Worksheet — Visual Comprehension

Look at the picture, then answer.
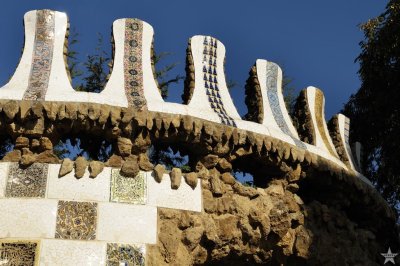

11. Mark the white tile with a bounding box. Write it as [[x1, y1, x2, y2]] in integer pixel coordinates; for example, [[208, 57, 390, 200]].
[[0, 162, 9, 198], [39, 239, 106, 266], [0, 11, 37, 100], [97, 203, 157, 244], [0, 198, 57, 238], [46, 164, 111, 202], [147, 173, 202, 212]]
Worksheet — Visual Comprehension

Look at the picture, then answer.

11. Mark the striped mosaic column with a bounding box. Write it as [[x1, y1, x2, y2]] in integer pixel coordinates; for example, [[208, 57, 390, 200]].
[[184, 35, 241, 127]]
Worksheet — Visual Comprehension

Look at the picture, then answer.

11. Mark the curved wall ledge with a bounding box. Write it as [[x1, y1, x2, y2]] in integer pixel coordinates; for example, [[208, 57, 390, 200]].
[[0, 9, 367, 187]]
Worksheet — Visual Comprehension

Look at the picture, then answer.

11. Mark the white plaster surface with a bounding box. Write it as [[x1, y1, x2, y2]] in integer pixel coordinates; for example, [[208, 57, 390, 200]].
[[214, 38, 241, 120], [97, 203, 157, 244], [255, 59, 300, 139], [46, 164, 111, 202], [142, 21, 165, 110], [235, 120, 271, 136], [162, 102, 188, 116], [355, 172, 373, 187], [337, 114, 357, 171], [187, 35, 241, 124], [0, 198, 57, 238], [0, 162, 9, 198], [46, 11, 91, 103], [306, 87, 338, 157], [39, 239, 106, 266], [147, 173, 202, 212], [96, 18, 128, 107], [0, 11, 37, 100]]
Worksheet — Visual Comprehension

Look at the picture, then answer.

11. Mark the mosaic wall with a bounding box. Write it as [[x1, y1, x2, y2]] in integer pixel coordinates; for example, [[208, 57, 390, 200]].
[[111, 169, 147, 204], [0, 240, 39, 266], [55, 201, 97, 240], [344, 116, 350, 145], [265, 62, 306, 149], [314, 89, 337, 157], [6, 163, 48, 198], [106, 243, 145, 266], [203, 36, 236, 127], [23, 10, 55, 101], [124, 19, 146, 109]]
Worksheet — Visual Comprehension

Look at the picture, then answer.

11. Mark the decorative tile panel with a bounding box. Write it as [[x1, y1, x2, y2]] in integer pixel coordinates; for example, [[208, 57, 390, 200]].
[[0, 240, 39, 266], [124, 19, 146, 109], [110, 169, 146, 204], [314, 89, 337, 157], [106, 243, 145, 266], [265, 62, 306, 149], [23, 9, 55, 100], [55, 200, 97, 240], [203, 36, 236, 127], [6, 163, 48, 198]]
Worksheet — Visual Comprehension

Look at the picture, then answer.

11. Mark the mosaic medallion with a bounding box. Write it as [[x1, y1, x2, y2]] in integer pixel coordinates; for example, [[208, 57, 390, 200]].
[[314, 89, 337, 156], [106, 243, 145, 266], [265, 62, 306, 149], [110, 169, 146, 204], [23, 9, 55, 101], [202, 36, 236, 127], [55, 201, 97, 240], [5, 163, 48, 198], [0, 240, 39, 266], [124, 19, 146, 109]]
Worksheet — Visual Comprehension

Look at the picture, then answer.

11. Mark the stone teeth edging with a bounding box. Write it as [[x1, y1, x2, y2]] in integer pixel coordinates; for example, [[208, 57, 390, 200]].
[[0, 9, 362, 183]]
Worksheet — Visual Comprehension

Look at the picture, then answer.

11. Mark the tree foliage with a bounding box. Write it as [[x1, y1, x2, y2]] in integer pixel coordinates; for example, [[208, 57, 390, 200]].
[[343, 1, 400, 210], [152, 52, 184, 99]]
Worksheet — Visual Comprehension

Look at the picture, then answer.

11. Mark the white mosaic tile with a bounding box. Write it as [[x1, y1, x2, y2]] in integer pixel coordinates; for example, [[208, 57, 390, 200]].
[[147, 173, 202, 212], [0, 198, 57, 239], [39, 239, 106, 266], [97, 203, 157, 244], [0, 11, 37, 100], [46, 164, 111, 202], [0, 162, 9, 198]]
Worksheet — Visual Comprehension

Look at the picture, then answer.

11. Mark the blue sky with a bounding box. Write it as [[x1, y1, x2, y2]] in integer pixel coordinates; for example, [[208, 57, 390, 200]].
[[0, 0, 387, 118]]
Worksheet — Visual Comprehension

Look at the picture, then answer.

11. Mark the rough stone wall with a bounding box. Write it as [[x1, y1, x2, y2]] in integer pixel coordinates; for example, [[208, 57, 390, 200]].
[[0, 100, 398, 265], [328, 115, 351, 168], [244, 64, 263, 123], [182, 39, 195, 104], [293, 90, 315, 145], [148, 168, 399, 265]]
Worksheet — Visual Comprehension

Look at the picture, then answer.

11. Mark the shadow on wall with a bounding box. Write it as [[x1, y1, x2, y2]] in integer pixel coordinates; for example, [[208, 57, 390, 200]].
[[0, 135, 14, 159]]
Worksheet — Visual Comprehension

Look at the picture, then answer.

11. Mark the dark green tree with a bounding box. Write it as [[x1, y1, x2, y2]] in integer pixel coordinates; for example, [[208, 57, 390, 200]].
[[152, 52, 184, 99], [343, 1, 400, 211]]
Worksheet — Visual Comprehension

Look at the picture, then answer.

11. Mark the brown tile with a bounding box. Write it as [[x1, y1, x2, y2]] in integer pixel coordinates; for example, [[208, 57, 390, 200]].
[[6, 163, 48, 198], [106, 243, 145, 266], [55, 200, 97, 240], [23, 10, 55, 101], [110, 169, 146, 204], [0, 240, 39, 266]]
